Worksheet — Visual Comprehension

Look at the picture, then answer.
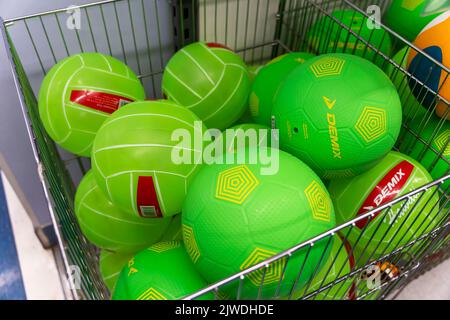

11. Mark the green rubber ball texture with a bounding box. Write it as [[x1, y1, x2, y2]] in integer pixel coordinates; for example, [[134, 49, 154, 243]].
[[273, 53, 402, 179], [401, 116, 450, 191], [38, 52, 145, 157], [328, 151, 441, 267], [384, 47, 428, 119], [74, 170, 174, 253], [306, 9, 392, 67], [249, 52, 315, 127], [182, 148, 336, 299], [384, 0, 449, 42], [162, 42, 251, 130], [99, 250, 132, 292], [91, 100, 206, 218], [112, 241, 213, 300]]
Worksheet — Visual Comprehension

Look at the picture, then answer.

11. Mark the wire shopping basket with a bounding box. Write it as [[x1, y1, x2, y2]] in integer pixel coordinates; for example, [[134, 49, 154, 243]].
[[1, 0, 449, 300]]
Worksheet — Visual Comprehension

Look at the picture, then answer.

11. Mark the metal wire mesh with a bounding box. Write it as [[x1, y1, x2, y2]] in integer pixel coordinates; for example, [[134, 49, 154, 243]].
[[1, 0, 449, 300]]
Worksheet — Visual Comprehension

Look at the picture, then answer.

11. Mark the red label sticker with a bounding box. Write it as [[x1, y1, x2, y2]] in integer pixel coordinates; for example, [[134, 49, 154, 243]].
[[206, 42, 232, 51], [136, 176, 163, 218], [354, 161, 414, 229], [70, 90, 133, 114]]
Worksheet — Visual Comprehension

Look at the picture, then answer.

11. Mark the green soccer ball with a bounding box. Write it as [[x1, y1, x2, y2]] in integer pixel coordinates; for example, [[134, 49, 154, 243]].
[[302, 236, 356, 300], [162, 42, 251, 130], [99, 250, 132, 292], [38, 53, 145, 157], [160, 213, 183, 241], [401, 116, 450, 191], [328, 151, 441, 266], [384, 47, 428, 119], [91, 100, 206, 218], [273, 54, 402, 179], [182, 148, 336, 299], [112, 241, 213, 300], [74, 170, 174, 253], [249, 52, 315, 126], [306, 9, 392, 67], [384, 0, 450, 42]]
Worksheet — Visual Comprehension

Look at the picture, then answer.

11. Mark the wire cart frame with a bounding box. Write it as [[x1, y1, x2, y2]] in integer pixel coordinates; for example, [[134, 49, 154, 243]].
[[1, 0, 449, 300]]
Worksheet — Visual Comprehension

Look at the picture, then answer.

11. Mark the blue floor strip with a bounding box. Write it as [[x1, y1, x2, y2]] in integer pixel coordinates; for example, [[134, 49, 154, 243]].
[[0, 173, 26, 300]]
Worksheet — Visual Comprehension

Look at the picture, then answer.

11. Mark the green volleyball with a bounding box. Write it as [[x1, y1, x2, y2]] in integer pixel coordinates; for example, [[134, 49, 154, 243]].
[[112, 241, 213, 300], [401, 116, 450, 191], [306, 9, 392, 67], [249, 52, 315, 126], [273, 54, 402, 179], [74, 170, 174, 253], [38, 53, 145, 156], [182, 148, 336, 299], [328, 151, 441, 266], [384, 47, 427, 119], [162, 42, 250, 130], [99, 250, 132, 292], [91, 100, 206, 218]]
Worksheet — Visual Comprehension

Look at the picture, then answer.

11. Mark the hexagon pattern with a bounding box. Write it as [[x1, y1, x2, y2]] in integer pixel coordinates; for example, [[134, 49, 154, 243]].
[[137, 287, 168, 300], [147, 241, 180, 253], [183, 224, 201, 263], [215, 165, 260, 204], [304, 180, 332, 222], [240, 247, 285, 286], [434, 130, 450, 157], [310, 56, 346, 78], [355, 106, 387, 143]]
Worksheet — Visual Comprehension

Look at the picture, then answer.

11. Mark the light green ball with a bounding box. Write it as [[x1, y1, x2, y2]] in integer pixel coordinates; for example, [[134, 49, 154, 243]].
[[306, 10, 392, 67], [74, 170, 173, 253], [162, 42, 251, 130], [99, 250, 132, 292], [112, 241, 213, 300], [247, 64, 264, 83], [91, 100, 206, 218], [38, 53, 145, 156], [328, 151, 441, 267], [249, 52, 315, 126], [182, 148, 336, 299]]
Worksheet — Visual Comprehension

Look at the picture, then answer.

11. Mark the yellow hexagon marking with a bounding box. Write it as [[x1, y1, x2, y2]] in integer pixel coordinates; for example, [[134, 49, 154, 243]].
[[304, 180, 332, 222], [310, 57, 346, 78], [355, 106, 387, 143], [401, 0, 424, 11], [216, 165, 259, 204], [240, 247, 285, 286], [434, 130, 450, 157], [137, 287, 168, 300], [183, 224, 200, 263], [147, 241, 180, 253]]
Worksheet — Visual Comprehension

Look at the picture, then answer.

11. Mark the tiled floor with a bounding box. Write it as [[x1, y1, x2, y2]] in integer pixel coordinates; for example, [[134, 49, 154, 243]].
[[0, 170, 448, 300]]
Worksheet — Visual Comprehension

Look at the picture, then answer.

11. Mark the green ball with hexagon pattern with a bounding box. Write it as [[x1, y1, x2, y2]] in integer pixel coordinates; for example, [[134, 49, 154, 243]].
[[249, 52, 315, 126], [273, 54, 402, 179], [112, 241, 213, 300], [182, 148, 336, 299], [306, 9, 392, 67]]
